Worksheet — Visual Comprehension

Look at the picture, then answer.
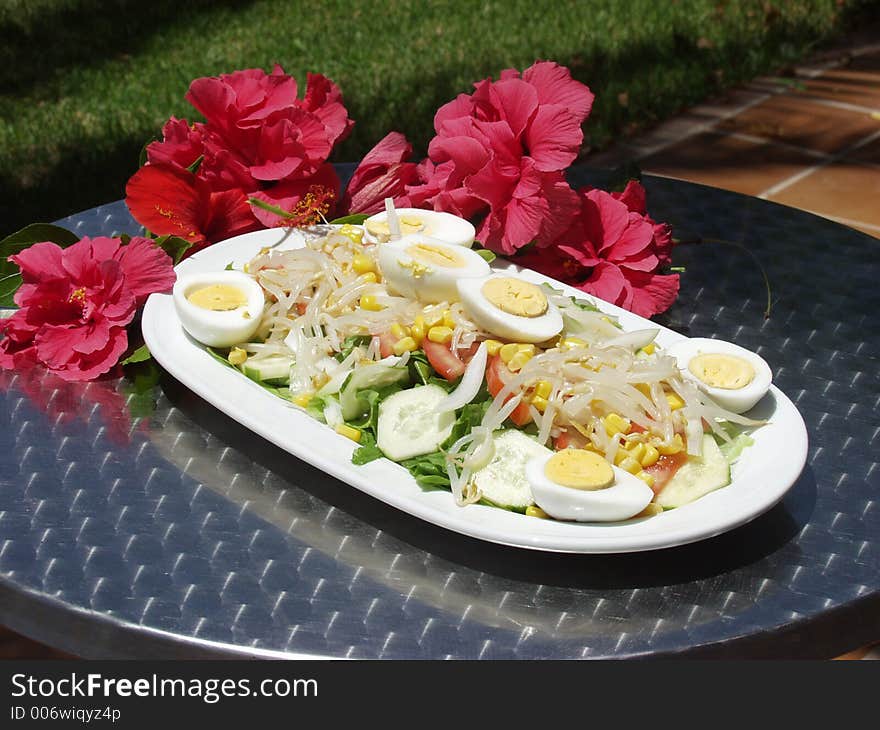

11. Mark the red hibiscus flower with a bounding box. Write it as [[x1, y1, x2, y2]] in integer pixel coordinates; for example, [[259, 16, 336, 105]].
[[0, 236, 176, 381], [126, 163, 261, 249], [127, 65, 353, 245], [341, 132, 419, 215], [517, 181, 679, 318], [398, 61, 593, 254]]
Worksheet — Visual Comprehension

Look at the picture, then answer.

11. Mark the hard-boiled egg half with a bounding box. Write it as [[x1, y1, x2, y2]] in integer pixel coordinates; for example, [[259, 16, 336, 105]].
[[173, 270, 265, 348], [457, 274, 564, 344], [377, 234, 491, 304], [665, 337, 772, 414], [364, 208, 475, 248], [525, 449, 654, 522]]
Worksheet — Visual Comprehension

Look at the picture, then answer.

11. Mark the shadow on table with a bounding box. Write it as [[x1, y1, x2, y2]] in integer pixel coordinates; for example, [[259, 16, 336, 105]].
[[161, 374, 815, 592]]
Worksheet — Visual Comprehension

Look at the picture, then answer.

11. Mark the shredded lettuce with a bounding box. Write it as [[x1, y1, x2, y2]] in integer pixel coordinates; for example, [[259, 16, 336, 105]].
[[712, 422, 756, 463]]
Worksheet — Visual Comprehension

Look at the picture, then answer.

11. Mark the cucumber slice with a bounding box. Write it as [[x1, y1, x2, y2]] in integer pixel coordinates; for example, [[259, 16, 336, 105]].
[[242, 354, 294, 385], [473, 430, 553, 511], [339, 361, 410, 420], [377, 385, 455, 461], [655, 434, 731, 508]]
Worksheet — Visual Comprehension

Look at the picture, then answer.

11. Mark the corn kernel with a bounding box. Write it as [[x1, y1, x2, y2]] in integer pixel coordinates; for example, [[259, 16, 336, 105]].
[[641, 343, 656, 356], [562, 336, 587, 349], [635, 471, 656, 488], [534, 380, 553, 400], [516, 343, 536, 356], [358, 272, 378, 285], [665, 391, 685, 411], [640, 444, 660, 467], [335, 424, 362, 442], [427, 326, 453, 344], [635, 383, 652, 398], [657, 434, 684, 455], [411, 321, 426, 344], [525, 505, 550, 519], [507, 351, 533, 372], [626, 442, 646, 463], [228, 347, 247, 366], [391, 323, 410, 340], [359, 294, 383, 311], [484, 339, 503, 356], [339, 224, 364, 244], [293, 392, 313, 408], [352, 253, 375, 274], [603, 413, 631, 437], [393, 336, 418, 355], [531, 395, 548, 413], [442, 310, 455, 329], [619, 456, 642, 475], [499, 343, 520, 364], [636, 500, 661, 517]]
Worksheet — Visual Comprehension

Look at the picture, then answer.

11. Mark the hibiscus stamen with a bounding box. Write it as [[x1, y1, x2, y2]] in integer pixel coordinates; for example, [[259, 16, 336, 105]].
[[249, 185, 337, 228], [68, 287, 87, 306]]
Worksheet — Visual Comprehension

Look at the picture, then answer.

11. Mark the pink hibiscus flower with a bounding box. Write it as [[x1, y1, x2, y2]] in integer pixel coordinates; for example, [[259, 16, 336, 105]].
[[0, 237, 176, 381], [517, 181, 679, 318], [399, 61, 593, 254]]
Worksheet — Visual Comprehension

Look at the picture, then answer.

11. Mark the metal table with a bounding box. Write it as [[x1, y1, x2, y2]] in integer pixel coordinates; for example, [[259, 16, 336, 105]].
[[0, 169, 877, 658]]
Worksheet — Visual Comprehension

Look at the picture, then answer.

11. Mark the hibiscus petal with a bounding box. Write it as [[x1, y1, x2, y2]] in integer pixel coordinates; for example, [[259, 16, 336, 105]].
[[54, 327, 130, 382], [298, 72, 354, 147], [498, 188, 549, 254], [433, 93, 476, 134], [522, 61, 594, 124], [582, 189, 630, 254], [205, 189, 262, 242], [579, 261, 630, 308], [341, 132, 417, 214], [9, 241, 66, 283], [34, 324, 79, 368], [490, 78, 538, 140], [125, 164, 208, 243], [114, 237, 177, 305], [536, 172, 582, 247], [147, 117, 205, 170], [623, 271, 680, 318], [524, 104, 583, 172], [249, 164, 340, 228], [605, 214, 655, 261], [611, 180, 647, 214]]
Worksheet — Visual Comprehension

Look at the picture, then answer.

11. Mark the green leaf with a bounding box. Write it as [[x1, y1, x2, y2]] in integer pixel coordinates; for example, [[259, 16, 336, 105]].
[[224, 261, 235, 271], [351, 430, 383, 465], [186, 155, 204, 174], [335, 334, 371, 362], [121, 343, 152, 366], [154, 235, 195, 264], [474, 247, 496, 263], [329, 213, 369, 226], [0, 223, 80, 307]]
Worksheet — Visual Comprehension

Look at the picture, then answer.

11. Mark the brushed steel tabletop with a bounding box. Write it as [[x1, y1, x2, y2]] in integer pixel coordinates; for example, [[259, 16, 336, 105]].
[[0, 168, 877, 658]]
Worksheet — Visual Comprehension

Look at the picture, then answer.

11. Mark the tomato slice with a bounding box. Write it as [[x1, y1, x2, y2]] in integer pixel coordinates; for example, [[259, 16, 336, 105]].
[[422, 339, 466, 381], [485, 355, 532, 426], [553, 428, 591, 451], [643, 451, 688, 493], [377, 331, 398, 359]]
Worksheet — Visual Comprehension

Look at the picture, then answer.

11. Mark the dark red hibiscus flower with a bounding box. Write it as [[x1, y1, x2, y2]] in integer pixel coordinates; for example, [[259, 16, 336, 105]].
[[127, 65, 354, 245], [517, 181, 679, 318], [341, 132, 419, 215], [0, 237, 176, 381]]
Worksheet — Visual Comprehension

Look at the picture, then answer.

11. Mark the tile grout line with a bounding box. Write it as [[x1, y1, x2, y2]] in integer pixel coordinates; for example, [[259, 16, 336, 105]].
[[757, 127, 880, 199]]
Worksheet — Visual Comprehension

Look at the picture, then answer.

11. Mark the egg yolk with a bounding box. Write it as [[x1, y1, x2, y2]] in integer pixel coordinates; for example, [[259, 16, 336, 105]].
[[187, 284, 248, 311], [366, 215, 427, 241], [544, 449, 615, 491], [689, 353, 755, 390], [482, 277, 548, 317], [405, 243, 465, 268]]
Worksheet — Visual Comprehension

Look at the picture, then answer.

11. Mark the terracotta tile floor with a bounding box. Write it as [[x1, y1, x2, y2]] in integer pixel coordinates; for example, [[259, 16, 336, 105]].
[[590, 43, 880, 240], [4, 37, 879, 664]]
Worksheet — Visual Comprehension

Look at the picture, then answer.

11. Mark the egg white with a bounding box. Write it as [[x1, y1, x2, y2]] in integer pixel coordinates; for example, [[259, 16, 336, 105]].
[[363, 208, 475, 247], [377, 234, 490, 304], [664, 337, 772, 414], [172, 270, 265, 348], [525, 453, 655, 522], [456, 274, 564, 344]]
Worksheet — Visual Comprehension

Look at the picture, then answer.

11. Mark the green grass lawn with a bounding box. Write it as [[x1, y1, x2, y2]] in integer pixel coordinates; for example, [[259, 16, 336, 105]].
[[0, 0, 868, 237]]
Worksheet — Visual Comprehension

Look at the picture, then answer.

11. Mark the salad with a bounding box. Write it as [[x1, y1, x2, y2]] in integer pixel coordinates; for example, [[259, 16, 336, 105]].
[[171, 204, 771, 524]]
